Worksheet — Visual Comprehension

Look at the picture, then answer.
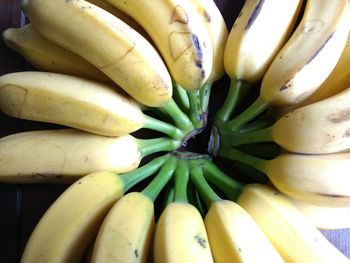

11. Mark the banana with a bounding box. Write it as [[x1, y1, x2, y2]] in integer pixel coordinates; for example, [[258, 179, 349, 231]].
[[231, 86, 350, 154], [289, 197, 350, 230], [225, 0, 350, 131], [104, 0, 213, 91], [224, 0, 302, 84], [0, 129, 178, 183], [204, 200, 284, 263], [91, 192, 154, 263], [0, 71, 184, 139], [22, 0, 172, 107], [2, 24, 111, 83], [21, 171, 125, 263], [237, 184, 350, 263], [154, 202, 213, 263]]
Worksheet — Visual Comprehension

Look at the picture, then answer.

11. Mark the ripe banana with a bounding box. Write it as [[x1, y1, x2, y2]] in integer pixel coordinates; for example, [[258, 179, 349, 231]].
[[0, 129, 178, 183], [2, 24, 111, 83], [154, 202, 213, 263], [289, 197, 350, 230], [22, 0, 172, 107], [225, 0, 350, 130], [91, 192, 155, 263], [237, 184, 350, 263], [204, 200, 284, 263], [0, 71, 184, 139], [21, 171, 125, 263], [104, 0, 213, 91], [231, 86, 350, 154]]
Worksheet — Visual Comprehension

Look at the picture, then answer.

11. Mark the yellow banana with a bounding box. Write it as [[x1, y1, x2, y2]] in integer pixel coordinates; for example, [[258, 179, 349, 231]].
[[91, 192, 154, 263], [289, 197, 350, 230], [0, 129, 178, 183], [0, 71, 184, 139], [204, 200, 284, 263], [21, 171, 125, 263], [22, 0, 172, 107], [237, 184, 350, 263], [154, 202, 213, 263], [104, 0, 213, 91], [225, 0, 350, 131], [2, 24, 111, 83]]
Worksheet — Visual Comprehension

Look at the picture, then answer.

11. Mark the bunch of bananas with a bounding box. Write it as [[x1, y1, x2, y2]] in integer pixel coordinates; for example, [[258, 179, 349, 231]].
[[1, 0, 350, 262]]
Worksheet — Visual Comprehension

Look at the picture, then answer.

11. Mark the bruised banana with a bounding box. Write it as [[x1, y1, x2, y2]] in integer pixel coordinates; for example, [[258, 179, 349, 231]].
[[91, 192, 154, 263], [2, 24, 111, 83], [237, 184, 350, 263], [226, 0, 350, 130], [232, 87, 350, 154], [21, 171, 125, 263], [0, 129, 178, 183], [289, 197, 350, 230], [105, 0, 213, 91], [154, 202, 213, 263], [0, 71, 184, 139], [22, 0, 172, 107]]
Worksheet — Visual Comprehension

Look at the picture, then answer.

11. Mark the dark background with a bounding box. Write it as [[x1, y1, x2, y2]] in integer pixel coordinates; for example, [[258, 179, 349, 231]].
[[0, 0, 349, 262]]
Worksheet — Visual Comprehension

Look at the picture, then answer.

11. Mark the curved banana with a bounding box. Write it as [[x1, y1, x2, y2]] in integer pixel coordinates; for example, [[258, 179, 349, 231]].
[[154, 202, 213, 263], [91, 192, 154, 263], [224, 0, 302, 84], [205, 200, 284, 263], [104, 0, 213, 91], [289, 197, 350, 230], [2, 24, 111, 83], [22, 0, 172, 107], [237, 184, 350, 263], [0, 129, 141, 183], [21, 171, 125, 263]]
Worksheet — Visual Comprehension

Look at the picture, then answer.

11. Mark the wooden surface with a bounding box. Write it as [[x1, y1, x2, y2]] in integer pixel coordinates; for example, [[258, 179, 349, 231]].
[[0, 0, 349, 262]]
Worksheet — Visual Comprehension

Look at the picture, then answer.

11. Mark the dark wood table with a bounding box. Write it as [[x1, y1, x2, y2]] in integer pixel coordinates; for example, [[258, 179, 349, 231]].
[[0, 0, 349, 262]]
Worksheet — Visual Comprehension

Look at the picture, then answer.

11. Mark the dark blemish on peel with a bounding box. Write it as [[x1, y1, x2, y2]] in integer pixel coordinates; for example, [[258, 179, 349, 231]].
[[169, 5, 189, 24], [194, 234, 207, 248], [203, 10, 211, 23], [279, 83, 291, 92], [134, 249, 139, 258], [245, 0, 265, 30], [327, 109, 350, 123], [306, 32, 334, 65]]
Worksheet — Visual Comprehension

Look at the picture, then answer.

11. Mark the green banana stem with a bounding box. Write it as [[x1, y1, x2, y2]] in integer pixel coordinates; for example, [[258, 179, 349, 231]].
[[158, 98, 194, 135], [214, 79, 252, 125], [188, 160, 222, 208], [142, 156, 177, 202], [230, 126, 273, 147], [143, 115, 185, 140], [239, 112, 275, 133], [224, 96, 268, 131], [121, 154, 170, 192], [187, 89, 206, 129], [199, 81, 212, 114], [161, 183, 175, 210], [173, 159, 190, 203], [202, 159, 243, 201], [136, 137, 181, 158], [187, 181, 207, 217], [218, 148, 267, 175], [173, 83, 190, 113]]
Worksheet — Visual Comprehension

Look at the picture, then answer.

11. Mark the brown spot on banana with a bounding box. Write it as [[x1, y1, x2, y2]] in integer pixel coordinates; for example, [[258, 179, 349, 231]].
[[169, 5, 189, 24], [343, 128, 350, 137], [327, 108, 350, 123], [98, 42, 136, 70], [203, 10, 211, 23], [194, 233, 207, 248]]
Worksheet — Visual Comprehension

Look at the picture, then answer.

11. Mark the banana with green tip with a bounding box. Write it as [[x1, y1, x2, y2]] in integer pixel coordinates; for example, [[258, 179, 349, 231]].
[[104, 0, 213, 91], [0, 129, 179, 183], [0, 71, 184, 139], [22, 0, 172, 107], [237, 184, 350, 263]]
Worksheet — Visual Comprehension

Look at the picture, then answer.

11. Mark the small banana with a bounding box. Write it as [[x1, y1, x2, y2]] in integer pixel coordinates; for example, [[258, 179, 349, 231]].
[[225, 0, 350, 130], [104, 0, 213, 91], [237, 184, 350, 263], [205, 200, 284, 263], [21, 171, 125, 263], [22, 0, 172, 107], [91, 192, 155, 263], [289, 197, 350, 230], [2, 24, 111, 83], [0, 129, 178, 183], [154, 202, 213, 263], [0, 71, 183, 139]]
